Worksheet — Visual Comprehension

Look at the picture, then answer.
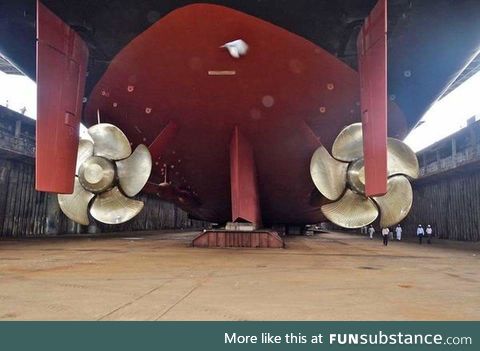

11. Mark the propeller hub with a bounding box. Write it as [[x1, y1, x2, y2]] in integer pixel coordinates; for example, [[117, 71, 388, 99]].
[[347, 158, 366, 194], [78, 156, 115, 193], [84, 164, 104, 183]]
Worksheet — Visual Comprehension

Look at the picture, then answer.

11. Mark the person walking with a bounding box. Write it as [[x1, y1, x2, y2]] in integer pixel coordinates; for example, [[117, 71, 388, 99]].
[[426, 225, 433, 244], [395, 224, 403, 241], [382, 227, 389, 246], [417, 224, 425, 244], [368, 225, 375, 240]]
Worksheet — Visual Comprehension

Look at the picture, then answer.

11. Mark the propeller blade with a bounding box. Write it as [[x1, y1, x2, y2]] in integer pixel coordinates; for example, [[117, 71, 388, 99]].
[[58, 177, 95, 225], [372, 175, 413, 228], [387, 138, 420, 179], [321, 189, 378, 228], [116, 144, 152, 197], [90, 187, 144, 224], [88, 123, 132, 160], [310, 145, 348, 200], [76, 139, 94, 175], [332, 123, 364, 162]]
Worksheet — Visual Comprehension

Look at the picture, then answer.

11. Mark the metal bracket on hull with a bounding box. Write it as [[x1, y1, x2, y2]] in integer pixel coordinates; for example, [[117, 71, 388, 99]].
[[148, 121, 178, 160]]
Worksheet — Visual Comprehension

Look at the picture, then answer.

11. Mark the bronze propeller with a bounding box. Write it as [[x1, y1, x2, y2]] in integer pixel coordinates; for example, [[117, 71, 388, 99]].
[[310, 123, 419, 228], [58, 123, 152, 225]]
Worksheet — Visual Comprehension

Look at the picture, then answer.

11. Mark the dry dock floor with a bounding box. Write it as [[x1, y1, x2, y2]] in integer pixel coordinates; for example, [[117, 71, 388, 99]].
[[0, 231, 479, 320]]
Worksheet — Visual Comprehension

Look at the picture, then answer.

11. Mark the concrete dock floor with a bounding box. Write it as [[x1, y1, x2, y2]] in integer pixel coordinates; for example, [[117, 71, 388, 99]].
[[0, 231, 479, 320]]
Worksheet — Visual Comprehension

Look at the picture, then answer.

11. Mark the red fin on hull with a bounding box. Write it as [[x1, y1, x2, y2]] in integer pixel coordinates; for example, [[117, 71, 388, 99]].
[[230, 126, 262, 226]]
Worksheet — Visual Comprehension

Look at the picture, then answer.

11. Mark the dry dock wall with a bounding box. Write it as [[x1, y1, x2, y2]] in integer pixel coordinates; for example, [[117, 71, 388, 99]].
[[401, 121, 480, 242], [0, 106, 205, 238], [2, 106, 480, 240], [402, 170, 480, 241], [0, 158, 204, 238]]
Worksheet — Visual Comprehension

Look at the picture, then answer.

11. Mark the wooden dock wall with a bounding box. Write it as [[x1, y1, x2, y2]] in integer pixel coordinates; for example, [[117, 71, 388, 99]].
[[0, 159, 48, 237], [2, 151, 479, 241], [402, 170, 480, 241], [97, 197, 203, 233], [0, 158, 205, 238]]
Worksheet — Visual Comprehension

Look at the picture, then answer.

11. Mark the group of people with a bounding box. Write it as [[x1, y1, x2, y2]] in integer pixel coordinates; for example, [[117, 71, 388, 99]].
[[365, 224, 434, 246], [416, 224, 433, 244]]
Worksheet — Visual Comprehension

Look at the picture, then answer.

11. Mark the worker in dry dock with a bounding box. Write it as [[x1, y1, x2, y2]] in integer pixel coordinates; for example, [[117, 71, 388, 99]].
[[395, 224, 403, 241], [417, 224, 425, 244], [368, 225, 375, 240], [426, 225, 433, 244], [381, 227, 389, 246]]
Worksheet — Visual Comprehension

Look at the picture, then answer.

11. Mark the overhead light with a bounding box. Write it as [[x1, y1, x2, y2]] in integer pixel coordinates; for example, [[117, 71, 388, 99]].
[[220, 39, 248, 59]]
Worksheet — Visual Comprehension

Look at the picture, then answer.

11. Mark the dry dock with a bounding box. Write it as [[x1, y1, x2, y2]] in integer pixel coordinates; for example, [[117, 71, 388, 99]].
[[0, 231, 479, 320]]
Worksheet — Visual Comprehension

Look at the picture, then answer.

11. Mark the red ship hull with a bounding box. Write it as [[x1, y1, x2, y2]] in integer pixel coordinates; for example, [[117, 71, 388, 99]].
[[84, 4, 405, 224]]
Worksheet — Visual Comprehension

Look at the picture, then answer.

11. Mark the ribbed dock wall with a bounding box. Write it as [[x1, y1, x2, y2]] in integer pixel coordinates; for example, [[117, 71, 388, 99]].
[[0, 159, 48, 237], [97, 198, 202, 233], [402, 171, 480, 241], [0, 158, 205, 238]]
